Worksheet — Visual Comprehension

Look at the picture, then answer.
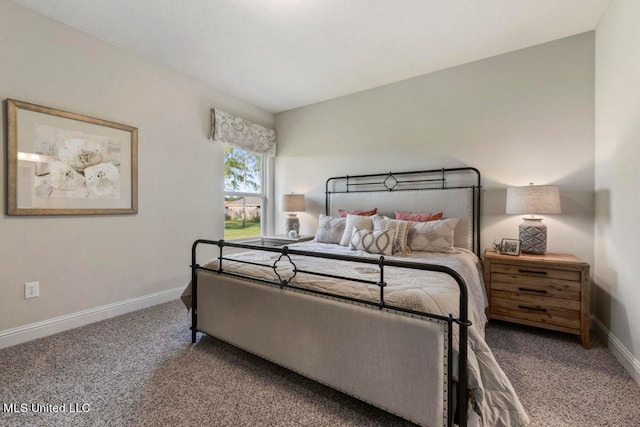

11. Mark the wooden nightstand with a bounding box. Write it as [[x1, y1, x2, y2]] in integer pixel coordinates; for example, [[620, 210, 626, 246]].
[[261, 234, 314, 247], [483, 249, 590, 348]]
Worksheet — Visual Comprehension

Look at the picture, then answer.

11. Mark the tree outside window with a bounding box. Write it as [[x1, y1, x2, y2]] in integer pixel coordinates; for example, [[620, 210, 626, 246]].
[[224, 147, 263, 240]]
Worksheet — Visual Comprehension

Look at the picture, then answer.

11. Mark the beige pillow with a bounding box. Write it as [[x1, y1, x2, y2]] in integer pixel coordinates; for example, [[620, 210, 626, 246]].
[[314, 214, 346, 244], [408, 218, 459, 252], [373, 216, 414, 254], [349, 226, 395, 255], [340, 214, 374, 246]]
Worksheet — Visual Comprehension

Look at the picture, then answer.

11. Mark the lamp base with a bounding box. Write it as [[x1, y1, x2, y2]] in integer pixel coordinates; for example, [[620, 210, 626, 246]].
[[285, 214, 300, 235], [519, 218, 547, 255]]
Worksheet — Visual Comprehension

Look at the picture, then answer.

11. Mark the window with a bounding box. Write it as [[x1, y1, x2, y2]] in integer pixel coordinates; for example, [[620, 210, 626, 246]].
[[224, 147, 264, 240]]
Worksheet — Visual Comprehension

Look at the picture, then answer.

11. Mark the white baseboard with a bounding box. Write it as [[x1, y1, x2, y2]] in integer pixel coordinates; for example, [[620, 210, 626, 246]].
[[592, 315, 640, 386], [0, 286, 184, 350]]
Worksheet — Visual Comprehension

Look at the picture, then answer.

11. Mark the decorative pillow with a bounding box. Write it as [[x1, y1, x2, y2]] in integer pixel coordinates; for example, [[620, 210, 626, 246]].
[[314, 214, 346, 244], [349, 226, 395, 255], [340, 214, 374, 246], [372, 216, 414, 254], [408, 218, 459, 253], [394, 210, 443, 222], [338, 208, 377, 218]]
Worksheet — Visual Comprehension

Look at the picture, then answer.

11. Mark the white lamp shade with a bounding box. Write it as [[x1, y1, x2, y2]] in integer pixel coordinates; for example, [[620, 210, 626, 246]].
[[506, 185, 561, 215], [281, 194, 305, 212]]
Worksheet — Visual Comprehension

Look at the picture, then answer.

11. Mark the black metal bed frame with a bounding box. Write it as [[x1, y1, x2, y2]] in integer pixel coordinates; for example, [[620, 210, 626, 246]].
[[190, 167, 482, 427]]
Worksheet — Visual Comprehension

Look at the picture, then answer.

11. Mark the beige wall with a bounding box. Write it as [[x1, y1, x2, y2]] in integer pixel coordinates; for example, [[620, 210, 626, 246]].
[[275, 33, 595, 267], [594, 0, 640, 379], [0, 1, 273, 331]]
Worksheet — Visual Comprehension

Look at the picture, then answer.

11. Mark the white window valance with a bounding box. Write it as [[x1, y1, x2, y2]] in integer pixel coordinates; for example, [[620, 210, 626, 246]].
[[210, 108, 277, 156]]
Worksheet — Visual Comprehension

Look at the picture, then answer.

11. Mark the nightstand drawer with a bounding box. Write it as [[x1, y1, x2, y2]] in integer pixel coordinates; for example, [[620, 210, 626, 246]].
[[491, 263, 581, 281], [491, 291, 581, 330], [490, 272, 581, 300], [491, 289, 581, 311]]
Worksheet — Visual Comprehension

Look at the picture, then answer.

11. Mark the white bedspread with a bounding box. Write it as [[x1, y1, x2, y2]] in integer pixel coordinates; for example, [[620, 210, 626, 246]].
[[193, 242, 529, 426], [283, 241, 488, 335]]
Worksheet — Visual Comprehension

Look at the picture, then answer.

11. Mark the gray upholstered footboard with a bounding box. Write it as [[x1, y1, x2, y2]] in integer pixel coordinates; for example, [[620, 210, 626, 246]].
[[196, 271, 449, 427]]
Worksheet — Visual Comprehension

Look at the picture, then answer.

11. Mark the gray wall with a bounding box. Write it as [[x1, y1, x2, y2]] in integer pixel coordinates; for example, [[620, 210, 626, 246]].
[[0, 1, 273, 331], [275, 33, 595, 269], [594, 0, 640, 381]]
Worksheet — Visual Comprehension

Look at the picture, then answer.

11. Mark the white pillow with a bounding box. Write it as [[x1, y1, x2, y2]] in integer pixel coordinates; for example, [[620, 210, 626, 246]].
[[408, 218, 459, 252], [349, 226, 395, 255], [372, 216, 414, 254], [314, 214, 345, 244], [339, 214, 374, 246]]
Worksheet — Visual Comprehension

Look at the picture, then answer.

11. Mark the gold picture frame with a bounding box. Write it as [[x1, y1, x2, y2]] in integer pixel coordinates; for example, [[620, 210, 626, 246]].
[[6, 99, 138, 215]]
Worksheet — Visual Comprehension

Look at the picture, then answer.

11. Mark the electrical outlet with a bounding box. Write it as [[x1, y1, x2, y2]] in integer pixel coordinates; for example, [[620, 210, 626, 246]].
[[25, 281, 39, 299]]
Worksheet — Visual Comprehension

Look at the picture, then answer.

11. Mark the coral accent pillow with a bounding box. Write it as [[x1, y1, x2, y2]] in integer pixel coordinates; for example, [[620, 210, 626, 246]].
[[394, 210, 443, 222], [338, 208, 378, 218]]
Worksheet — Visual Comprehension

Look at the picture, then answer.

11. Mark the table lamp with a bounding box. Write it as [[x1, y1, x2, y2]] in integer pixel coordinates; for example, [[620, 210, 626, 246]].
[[281, 193, 305, 237], [506, 183, 561, 255]]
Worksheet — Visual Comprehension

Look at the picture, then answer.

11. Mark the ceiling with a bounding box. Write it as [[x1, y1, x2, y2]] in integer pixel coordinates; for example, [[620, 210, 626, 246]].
[[12, 0, 611, 114]]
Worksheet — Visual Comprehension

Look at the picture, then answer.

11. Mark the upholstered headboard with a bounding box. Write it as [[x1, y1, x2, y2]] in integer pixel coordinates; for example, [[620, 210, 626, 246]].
[[325, 168, 481, 256]]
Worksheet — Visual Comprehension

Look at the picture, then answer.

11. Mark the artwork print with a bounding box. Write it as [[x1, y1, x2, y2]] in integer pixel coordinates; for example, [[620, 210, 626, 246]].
[[33, 124, 122, 200], [6, 99, 138, 215]]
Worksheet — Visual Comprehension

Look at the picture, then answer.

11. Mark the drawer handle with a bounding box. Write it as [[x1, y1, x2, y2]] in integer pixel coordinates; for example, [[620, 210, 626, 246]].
[[518, 287, 548, 294], [518, 305, 548, 313], [518, 269, 548, 275]]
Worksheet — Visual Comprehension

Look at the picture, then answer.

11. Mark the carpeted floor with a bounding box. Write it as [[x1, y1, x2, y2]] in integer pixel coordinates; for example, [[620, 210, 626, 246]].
[[0, 300, 638, 426], [485, 320, 640, 427]]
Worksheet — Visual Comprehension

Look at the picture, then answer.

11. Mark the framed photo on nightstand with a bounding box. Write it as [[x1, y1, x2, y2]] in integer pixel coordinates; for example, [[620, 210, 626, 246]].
[[501, 238, 520, 256]]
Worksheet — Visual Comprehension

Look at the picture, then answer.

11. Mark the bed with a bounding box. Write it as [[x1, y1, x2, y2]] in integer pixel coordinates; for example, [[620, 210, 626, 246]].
[[184, 168, 529, 427]]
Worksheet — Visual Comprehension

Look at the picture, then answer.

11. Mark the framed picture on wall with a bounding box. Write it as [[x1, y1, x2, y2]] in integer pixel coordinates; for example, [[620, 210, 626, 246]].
[[501, 238, 520, 256], [6, 99, 138, 215]]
